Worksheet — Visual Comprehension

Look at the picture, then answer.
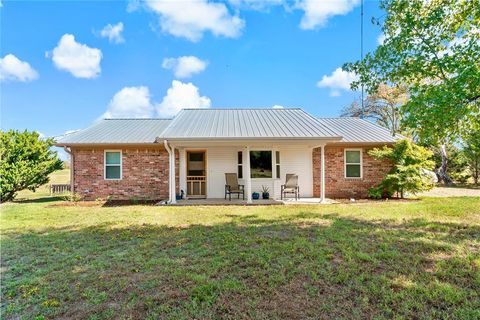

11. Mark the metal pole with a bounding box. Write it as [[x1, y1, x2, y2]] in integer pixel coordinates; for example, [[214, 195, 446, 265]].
[[361, 0, 365, 118]]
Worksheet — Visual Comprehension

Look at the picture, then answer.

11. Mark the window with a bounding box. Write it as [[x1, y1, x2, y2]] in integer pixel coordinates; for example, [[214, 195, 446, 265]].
[[188, 152, 205, 176], [275, 151, 280, 179], [105, 151, 122, 180], [250, 151, 272, 178], [237, 151, 243, 179], [345, 149, 362, 178]]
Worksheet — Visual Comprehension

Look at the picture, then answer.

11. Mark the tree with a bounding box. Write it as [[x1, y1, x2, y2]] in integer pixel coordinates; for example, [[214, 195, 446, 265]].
[[344, 0, 480, 143], [0, 130, 63, 202], [431, 143, 469, 184], [341, 84, 408, 135], [368, 139, 435, 198], [463, 131, 480, 185]]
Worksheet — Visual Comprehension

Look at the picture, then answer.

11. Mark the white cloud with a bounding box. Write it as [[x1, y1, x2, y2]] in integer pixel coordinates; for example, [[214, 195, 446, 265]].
[[272, 105, 284, 109], [144, 0, 244, 42], [162, 56, 208, 78], [100, 22, 125, 44], [103, 86, 154, 118], [127, 0, 140, 12], [377, 33, 386, 45], [297, 0, 360, 29], [156, 80, 211, 117], [51, 34, 102, 78], [228, 0, 283, 10], [0, 54, 38, 82], [317, 67, 358, 97]]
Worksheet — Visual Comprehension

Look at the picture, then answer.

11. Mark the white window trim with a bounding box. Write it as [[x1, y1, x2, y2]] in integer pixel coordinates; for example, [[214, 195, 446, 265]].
[[104, 150, 122, 180], [344, 148, 363, 179]]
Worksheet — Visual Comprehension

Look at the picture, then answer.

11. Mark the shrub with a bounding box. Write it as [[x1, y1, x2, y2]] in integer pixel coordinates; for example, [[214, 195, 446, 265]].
[[369, 139, 435, 198]]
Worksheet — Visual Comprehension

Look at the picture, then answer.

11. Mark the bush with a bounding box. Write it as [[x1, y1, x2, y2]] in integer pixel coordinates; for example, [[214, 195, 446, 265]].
[[369, 139, 435, 198], [367, 186, 393, 199], [0, 130, 63, 202]]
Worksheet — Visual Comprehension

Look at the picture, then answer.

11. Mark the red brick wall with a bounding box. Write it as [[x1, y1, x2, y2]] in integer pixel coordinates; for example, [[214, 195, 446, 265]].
[[71, 146, 179, 201], [313, 145, 392, 199]]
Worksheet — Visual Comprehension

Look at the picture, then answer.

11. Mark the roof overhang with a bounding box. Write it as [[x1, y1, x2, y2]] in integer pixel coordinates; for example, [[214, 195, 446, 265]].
[[157, 136, 342, 148], [54, 142, 160, 147]]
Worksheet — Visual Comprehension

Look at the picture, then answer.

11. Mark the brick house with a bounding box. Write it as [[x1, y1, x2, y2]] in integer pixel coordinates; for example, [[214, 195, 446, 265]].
[[56, 108, 400, 203]]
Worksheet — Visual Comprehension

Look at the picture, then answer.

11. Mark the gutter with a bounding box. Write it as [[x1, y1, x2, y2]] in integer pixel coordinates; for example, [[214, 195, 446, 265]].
[[63, 147, 74, 194]]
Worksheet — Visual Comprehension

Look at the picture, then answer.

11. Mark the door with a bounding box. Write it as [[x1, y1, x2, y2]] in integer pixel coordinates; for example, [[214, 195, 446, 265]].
[[186, 151, 207, 198]]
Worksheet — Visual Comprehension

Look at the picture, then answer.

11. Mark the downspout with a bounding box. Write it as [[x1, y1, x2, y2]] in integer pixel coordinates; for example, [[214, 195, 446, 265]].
[[63, 147, 74, 194], [163, 140, 176, 204]]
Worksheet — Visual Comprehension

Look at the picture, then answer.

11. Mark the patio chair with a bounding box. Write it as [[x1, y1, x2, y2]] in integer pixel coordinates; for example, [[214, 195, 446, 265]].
[[281, 174, 299, 200], [225, 173, 245, 201]]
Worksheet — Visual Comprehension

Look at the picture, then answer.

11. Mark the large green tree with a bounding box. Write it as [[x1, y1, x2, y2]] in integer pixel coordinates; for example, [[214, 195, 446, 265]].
[[0, 130, 63, 202], [463, 130, 480, 185], [344, 0, 480, 143]]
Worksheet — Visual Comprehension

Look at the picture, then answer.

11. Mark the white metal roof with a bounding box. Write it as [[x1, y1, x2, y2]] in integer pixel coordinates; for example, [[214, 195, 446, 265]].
[[315, 117, 402, 143], [56, 119, 172, 145], [55, 109, 401, 145], [160, 108, 341, 140]]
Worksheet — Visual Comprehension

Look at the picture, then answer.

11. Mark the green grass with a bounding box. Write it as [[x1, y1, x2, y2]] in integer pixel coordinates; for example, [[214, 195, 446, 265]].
[[1, 197, 480, 319], [16, 169, 70, 200]]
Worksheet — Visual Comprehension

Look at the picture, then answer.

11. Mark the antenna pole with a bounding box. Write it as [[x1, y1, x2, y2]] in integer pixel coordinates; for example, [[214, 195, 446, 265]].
[[360, 0, 365, 118]]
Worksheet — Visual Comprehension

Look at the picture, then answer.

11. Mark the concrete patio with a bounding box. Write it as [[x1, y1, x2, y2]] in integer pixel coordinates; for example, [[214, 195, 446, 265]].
[[170, 197, 337, 206]]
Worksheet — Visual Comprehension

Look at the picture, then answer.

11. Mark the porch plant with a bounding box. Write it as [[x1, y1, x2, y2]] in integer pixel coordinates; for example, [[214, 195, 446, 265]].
[[261, 185, 270, 199], [252, 192, 260, 200]]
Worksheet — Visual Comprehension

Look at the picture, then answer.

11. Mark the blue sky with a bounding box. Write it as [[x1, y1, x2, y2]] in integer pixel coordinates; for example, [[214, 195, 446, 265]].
[[1, 0, 384, 139]]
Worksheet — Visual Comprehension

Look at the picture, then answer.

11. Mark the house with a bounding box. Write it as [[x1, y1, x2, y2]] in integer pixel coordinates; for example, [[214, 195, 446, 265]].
[[55, 108, 400, 203]]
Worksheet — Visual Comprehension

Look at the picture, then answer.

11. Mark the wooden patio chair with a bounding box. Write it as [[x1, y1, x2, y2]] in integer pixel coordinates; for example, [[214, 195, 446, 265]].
[[225, 173, 245, 201], [281, 174, 299, 200]]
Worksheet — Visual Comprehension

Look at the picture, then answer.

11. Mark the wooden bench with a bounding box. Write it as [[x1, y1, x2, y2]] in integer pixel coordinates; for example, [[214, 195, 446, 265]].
[[50, 184, 71, 195]]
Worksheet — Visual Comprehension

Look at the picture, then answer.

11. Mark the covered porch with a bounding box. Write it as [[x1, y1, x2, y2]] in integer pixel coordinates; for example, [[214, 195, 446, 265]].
[[163, 139, 331, 205]]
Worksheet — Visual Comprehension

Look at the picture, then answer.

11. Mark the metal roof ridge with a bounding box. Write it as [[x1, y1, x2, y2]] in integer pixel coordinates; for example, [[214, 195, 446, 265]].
[[179, 107, 303, 111]]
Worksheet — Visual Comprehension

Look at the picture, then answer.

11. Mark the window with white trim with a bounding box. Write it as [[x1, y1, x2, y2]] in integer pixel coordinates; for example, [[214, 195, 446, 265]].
[[105, 151, 122, 180], [275, 151, 280, 179], [250, 151, 272, 178], [237, 151, 243, 179], [345, 149, 362, 178]]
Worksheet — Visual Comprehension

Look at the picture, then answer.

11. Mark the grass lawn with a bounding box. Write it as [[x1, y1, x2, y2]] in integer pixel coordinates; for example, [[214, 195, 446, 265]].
[[1, 197, 480, 319]]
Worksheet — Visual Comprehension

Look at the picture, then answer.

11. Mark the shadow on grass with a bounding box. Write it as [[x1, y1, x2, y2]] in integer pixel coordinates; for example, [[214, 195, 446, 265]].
[[13, 196, 65, 204], [2, 214, 479, 320]]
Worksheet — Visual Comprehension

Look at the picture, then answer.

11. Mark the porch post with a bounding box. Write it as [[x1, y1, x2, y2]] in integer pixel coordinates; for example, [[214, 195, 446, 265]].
[[179, 148, 186, 197], [170, 146, 177, 204], [320, 144, 327, 203], [244, 146, 252, 203]]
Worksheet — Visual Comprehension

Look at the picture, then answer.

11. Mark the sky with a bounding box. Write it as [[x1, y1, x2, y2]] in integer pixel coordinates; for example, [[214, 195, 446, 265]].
[[1, 0, 385, 140]]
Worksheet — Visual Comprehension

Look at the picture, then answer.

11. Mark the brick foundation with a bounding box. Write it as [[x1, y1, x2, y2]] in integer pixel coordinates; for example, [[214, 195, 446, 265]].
[[72, 146, 179, 201], [313, 145, 392, 199]]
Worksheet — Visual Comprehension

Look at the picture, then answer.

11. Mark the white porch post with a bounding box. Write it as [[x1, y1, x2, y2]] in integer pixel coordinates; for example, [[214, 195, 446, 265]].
[[243, 146, 252, 203], [179, 148, 186, 197], [171, 146, 177, 204], [320, 144, 327, 203]]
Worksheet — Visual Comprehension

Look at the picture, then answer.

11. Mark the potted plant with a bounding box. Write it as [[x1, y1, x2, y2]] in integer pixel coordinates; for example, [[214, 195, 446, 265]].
[[261, 185, 270, 199], [252, 192, 260, 200]]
